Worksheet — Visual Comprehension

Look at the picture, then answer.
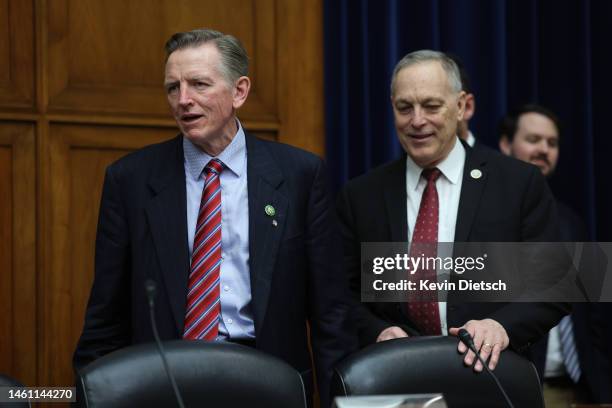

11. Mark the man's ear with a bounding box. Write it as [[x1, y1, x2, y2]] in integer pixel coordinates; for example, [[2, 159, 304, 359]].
[[499, 135, 512, 156], [463, 93, 475, 121], [456, 91, 467, 121], [232, 76, 251, 109]]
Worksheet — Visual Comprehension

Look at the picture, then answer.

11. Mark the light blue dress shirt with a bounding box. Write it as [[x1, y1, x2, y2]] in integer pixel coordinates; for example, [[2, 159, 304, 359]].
[[183, 122, 255, 340]]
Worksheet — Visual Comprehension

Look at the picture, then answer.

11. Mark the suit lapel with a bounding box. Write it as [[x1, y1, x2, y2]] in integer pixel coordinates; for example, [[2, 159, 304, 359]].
[[145, 137, 190, 334], [245, 135, 287, 337], [455, 145, 488, 242], [383, 159, 409, 242]]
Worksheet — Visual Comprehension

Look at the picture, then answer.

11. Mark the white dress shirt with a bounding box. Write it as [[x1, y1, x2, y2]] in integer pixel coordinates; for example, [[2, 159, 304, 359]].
[[544, 325, 566, 377], [465, 130, 476, 147], [405, 137, 465, 334]]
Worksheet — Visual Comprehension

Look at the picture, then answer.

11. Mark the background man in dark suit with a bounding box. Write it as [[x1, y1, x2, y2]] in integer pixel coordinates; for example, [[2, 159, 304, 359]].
[[449, 54, 477, 148], [73, 28, 356, 407], [499, 104, 612, 404], [337, 50, 569, 373]]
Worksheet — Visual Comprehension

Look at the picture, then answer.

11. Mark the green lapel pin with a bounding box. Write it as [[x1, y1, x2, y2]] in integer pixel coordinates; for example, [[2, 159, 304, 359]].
[[265, 204, 276, 217]]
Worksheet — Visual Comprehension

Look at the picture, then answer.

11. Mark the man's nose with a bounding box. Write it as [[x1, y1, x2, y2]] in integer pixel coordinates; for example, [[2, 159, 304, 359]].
[[178, 86, 192, 107], [537, 139, 549, 154], [411, 108, 426, 127]]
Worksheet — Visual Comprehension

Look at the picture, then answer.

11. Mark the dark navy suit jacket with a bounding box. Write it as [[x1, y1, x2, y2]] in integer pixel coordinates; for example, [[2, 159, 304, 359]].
[[73, 133, 357, 407], [530, 201, 612, 403], [337, 141, 570, 353]]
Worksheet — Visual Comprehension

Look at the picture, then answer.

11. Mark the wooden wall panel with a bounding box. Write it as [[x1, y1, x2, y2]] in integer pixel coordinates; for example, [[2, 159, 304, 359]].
[[276, 0, 324, 156], [0, 2, 8, 84], [0, 123, 36, 385], [40, 124, 176, 385], [46, 0, 277, 124], [0, 0, 35, 110]]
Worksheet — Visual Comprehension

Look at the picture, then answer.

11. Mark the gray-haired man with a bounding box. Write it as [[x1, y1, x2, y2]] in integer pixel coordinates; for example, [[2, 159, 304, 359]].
[[337, 50, 569, 372], [75, 29, 356, 407]]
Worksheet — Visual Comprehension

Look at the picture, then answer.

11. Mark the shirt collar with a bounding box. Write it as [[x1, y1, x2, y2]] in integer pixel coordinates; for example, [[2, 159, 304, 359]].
[[183, 119, 247, 180], [405, 136, 466, 191], [466, 130, 476, 147]]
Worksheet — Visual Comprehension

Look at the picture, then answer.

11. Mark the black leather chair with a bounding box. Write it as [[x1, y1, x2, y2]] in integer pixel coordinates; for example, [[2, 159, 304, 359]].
[[0, 373, 31, 408], [76, 340, 307, 408], [332, 336, 543, 408]]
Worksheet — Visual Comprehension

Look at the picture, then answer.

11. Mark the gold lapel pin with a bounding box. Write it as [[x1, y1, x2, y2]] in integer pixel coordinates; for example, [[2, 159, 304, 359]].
[[470, 169, 482, 179]]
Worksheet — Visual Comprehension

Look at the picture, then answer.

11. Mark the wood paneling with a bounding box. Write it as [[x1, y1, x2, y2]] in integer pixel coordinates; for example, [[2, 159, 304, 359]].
[[0, 123, 36, 385], [39, 124, 176, 386], [46, 0, 277, 123], [277, 0, 325, 156], [0, 0, 35, 109]]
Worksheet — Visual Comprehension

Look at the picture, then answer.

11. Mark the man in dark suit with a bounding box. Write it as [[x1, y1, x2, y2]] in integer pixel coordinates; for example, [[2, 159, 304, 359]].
[[73, 28, 356, 407], [449, 54, 477, 148], [337, 50, 569, 373], [499, 103, 612, 403]]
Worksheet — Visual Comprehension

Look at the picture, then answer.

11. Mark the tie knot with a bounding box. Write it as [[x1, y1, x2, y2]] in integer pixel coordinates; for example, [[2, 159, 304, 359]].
[[205, 158, 224, 175], [422, 168, 441, 183]]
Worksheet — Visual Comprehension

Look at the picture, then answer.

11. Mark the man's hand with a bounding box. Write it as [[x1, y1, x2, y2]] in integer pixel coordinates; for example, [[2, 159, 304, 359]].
[[376, 326, 409, 342], [449, 319, 509, 372]]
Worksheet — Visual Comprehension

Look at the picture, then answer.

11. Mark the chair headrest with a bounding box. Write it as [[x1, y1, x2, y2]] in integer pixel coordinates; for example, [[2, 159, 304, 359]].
[[77, 341, 307, 408], [333, 336, 543, 408], [0, 373, 31, 407]]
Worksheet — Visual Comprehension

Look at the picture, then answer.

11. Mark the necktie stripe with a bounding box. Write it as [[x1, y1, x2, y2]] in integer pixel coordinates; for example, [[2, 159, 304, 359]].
[[185, 275, 221, 322], [192, 224, 222, 256], [559, 316, 581, 382], [186, 260, 221, 300], [183, 158, 224, 341], [202, 185, 220, 203], [194, 311, 221, 339], [186, 292, 220, 328], [189, 252, 221, 288], [200, 204, 222, 229], [185, 298, 220, 337], [191, 240, 222, 273], [200, 180, 221, 205], [186, 263, 221, 305], [194, 210, 222, 244], [197, 194, 220, 221], [559, 325, 572, 343], [184, 269, 221, 331]]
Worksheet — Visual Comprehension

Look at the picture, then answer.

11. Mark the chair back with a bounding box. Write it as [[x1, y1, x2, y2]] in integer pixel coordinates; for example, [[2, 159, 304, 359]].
[[332, 336, 543, 408], [0, 373, 31, 408], [76, 340, 307, 408]]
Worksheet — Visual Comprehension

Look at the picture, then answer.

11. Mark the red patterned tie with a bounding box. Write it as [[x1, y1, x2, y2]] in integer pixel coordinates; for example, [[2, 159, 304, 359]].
[[183, 159, 224, 340], [406, 168, 442, 335]]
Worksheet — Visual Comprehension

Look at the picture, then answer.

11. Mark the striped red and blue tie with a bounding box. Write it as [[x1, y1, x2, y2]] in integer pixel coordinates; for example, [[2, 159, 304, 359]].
[[183, 158, 224, 341]]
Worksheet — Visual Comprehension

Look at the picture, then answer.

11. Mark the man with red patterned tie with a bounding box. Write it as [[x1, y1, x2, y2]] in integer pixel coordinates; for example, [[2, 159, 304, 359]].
[[336, 50, 569, 372], [74, 28, 356, 407]]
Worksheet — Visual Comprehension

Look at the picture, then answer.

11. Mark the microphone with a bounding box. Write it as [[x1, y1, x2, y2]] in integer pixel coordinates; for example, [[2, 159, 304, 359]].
[[457, 328, 515, 408], [145, 279, 186, 408]]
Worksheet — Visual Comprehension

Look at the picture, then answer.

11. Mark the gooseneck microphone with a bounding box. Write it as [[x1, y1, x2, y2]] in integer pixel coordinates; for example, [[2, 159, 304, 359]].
[[145, 279, 186, 408], [457, 328, 515, 408]]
